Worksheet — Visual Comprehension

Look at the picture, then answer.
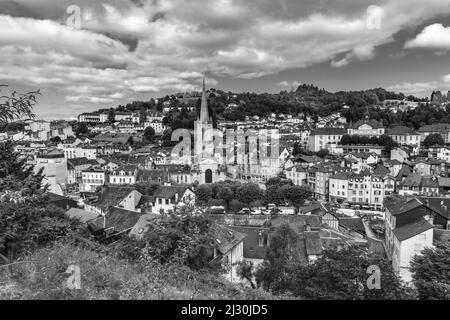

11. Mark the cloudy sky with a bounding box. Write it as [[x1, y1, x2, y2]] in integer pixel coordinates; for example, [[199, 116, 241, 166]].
[[1, 0, 450, 119]]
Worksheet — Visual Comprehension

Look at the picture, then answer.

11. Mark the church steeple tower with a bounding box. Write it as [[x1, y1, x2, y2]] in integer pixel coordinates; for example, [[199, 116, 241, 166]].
[[199, 77, 210, 123]]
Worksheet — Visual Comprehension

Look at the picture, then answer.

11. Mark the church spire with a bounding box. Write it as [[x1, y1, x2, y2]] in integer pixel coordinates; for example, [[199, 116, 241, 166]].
[[200, 77, 210, 123]]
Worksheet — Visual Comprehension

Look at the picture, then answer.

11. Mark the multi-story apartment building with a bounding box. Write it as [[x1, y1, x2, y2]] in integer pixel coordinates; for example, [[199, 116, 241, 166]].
[[329, 169, 396, 210], [308, 163, 348, 200], [67, 157, 95, 185], [308, 127, 346, 152], [387, 126, 421, 148], [417, 123, 450, 144], [78, 113, 108, 123], [81, 168, 106, 192], [384, 199, 435, 282], [114, 112, 133, 122], [61, 144, 99, 160], [285, 165, 308, 186]]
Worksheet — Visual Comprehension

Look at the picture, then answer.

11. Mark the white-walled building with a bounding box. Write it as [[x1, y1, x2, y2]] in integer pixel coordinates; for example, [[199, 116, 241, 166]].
[[81, 168, 106, 192]]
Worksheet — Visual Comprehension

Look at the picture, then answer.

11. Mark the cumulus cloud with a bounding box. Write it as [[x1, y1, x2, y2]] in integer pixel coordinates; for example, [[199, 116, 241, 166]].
[[387, 73, 450, 97], [0, 0, 449, 115], [405, 24, 450, 51]]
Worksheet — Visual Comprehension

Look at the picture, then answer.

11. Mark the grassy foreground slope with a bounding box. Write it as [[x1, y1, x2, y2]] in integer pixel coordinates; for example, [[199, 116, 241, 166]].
[[0, 242, 276, 300]]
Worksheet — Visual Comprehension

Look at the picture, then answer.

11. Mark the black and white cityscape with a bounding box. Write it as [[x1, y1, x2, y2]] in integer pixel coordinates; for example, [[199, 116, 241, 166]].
[[1, 0, 450, 305]]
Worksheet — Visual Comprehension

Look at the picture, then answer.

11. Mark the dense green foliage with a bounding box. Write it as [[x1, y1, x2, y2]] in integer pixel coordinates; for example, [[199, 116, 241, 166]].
[[422, 133, 445, 148], [255, 225, 413, 299], [410, 241, 450, 300], [0, 242, 273, 300], [116, 214, 220, 272]]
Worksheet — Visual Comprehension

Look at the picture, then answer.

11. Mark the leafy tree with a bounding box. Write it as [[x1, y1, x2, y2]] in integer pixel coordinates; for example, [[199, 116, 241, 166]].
[[410, 241, 450, 300], [292, 142, 301, 156], [316, 149, 329, 158], [0, 86, 39, 125], [0, 202, 79, 261], [49, 136, 62, 143], [143, 126, 156, 143], [236, 183, 263, 208], [255, 224, 301, 292], [194, 184, 212, 206], [0, 141, 46, 196], [423, 133, 445, 148], [126, 136, 134, 146], [217, 186, 234, 208], [108, 108, 115, 123], [264, 185, 283, 205], [117, 214, 220, 271], [280, 185, 312, 209], [287, 246, 414, 300], [236, 260, 257, 288], [0, 122, 24, 133], [73, 122, 88, 136]]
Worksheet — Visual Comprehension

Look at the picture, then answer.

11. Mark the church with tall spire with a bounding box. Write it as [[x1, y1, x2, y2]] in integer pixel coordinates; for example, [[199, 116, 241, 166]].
[[193, 77, 224, 184], [199, 77, 212, 124]]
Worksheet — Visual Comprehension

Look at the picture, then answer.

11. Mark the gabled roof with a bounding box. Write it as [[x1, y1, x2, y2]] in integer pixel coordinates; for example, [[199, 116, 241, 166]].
[[385, 198, 422, 216], [337, 217, 366, 236], [136, 169, 169, 183], [228, 226, 268, 260], [417, 196, 450, 220], [211, 224, 247, 255], [88, 207, 141, 234], [393, 217, 433, 241], [373, 165, 390, 176], [95, 186, 136, 211], [67, 157, 95, 167], [152, 186, 191, 200], [311, 127, 346, 136], [65, 208, 99, 224], [387, 126, 418, 135], [417, 123, 450, 133]]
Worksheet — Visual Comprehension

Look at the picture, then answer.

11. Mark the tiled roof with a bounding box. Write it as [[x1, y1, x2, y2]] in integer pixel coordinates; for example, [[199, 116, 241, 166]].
[[152, 186, 190, 200], [417, 196, 450, 220], [311, 127, 346, 136], [393, 217, 433, 241], [65, 208, 100, 224], [228, 226, 268, 260], [95, 186, 136, 211], [385, 198, 422, 216], [337, 217, 366, 236], [211, 224, 247, 255], [136, 169, 169, 183], [417, 123, 450, 133], [387, 126, 418, 135], [88, 207, 141, 234]]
